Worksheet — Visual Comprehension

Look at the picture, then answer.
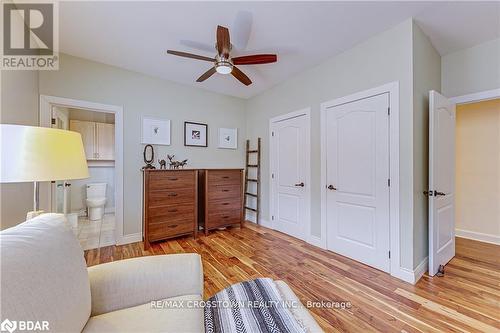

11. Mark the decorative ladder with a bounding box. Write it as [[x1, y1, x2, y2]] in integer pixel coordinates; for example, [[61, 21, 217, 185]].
[[244, 138, 261, 224]]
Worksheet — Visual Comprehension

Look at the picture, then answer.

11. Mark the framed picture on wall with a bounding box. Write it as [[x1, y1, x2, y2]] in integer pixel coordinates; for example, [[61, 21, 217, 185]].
[[184, 121, 208, 147], [142, 117, 171, 145], [218, 128, 237, 149]]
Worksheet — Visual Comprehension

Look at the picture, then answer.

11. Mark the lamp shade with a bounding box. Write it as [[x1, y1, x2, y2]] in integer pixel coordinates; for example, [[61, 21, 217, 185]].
[[1, 124, 89, 183]]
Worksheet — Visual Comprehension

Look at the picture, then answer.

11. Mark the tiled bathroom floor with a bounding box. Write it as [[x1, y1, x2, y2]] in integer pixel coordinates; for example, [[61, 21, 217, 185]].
[[72, 214, 115, 250]]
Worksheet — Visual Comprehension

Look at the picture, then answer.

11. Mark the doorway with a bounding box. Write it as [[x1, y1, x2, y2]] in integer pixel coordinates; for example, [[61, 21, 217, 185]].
[[39, 95, 125, 248], [455, 98, 500, 244], [269, 109, 311, 241]]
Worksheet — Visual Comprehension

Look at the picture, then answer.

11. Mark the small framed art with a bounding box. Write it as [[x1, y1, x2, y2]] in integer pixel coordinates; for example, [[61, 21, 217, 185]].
[[142, 117, 171, 145], [184, 121, 208, 147], [218, 128, 237, 149]]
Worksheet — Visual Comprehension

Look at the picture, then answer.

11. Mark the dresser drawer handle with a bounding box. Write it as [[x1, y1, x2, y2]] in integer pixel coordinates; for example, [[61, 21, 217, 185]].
[[222, 176, 230, 179], [168, 177, 178, 181], [222, 202, 229, 205], [168, 224, 178, 228], [222, 189, 229, 192], [167, 209, 178, 213], [222, 216, 229, 219], [168, 193, 178, 197]]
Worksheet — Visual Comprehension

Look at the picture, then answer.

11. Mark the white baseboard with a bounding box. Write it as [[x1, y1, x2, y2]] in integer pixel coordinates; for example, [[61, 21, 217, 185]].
[[389, 257, 428, 285], [307, 235, 326, 249], [455, 229, 500, 245], [116, 232, 142, 245], [259, 218, 273, 228], [413, 257, 428, 283]]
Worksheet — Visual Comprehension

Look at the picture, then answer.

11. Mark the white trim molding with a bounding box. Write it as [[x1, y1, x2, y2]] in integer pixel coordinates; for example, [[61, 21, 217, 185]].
[[392, 257, 428, 285], [449, 88, 500, 105], [456, 229, 500, 245], [269, 108, 312, 242], [259, 218, 273, 229], [320, 82, 403, 280], [307, 235, 326, 249], [39, 95, 129, 245], [116, 232, 142, 246]]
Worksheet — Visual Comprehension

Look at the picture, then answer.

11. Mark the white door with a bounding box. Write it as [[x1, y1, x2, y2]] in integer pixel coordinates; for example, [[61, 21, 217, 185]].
[[70, 120, 95, 160], [325, 93, 390, 272], [428, 91, 456, 276], [271, 113, 310, 240], [96, 123, 115, 160]]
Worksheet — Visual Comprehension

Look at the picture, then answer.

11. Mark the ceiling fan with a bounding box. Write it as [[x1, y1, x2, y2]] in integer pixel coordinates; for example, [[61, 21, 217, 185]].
[[167, 25, 277, 86]]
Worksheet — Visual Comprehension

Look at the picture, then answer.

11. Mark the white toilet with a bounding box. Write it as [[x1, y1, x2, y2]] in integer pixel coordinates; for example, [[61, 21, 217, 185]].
[[86, 183, 107, 221]]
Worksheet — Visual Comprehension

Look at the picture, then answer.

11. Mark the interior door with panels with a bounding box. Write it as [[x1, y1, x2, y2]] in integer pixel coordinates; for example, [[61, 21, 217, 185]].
[[271, 114, 309, 240], [325, 93, 390, 273], [428, 90, 456, 276]]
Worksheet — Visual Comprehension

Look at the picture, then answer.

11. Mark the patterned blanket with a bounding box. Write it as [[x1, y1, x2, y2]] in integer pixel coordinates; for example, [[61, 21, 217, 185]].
[[204, 278, 306, 333]]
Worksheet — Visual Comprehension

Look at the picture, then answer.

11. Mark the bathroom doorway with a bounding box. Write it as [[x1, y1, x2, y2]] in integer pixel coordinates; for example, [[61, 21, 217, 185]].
[[39, 96, 124, 250]]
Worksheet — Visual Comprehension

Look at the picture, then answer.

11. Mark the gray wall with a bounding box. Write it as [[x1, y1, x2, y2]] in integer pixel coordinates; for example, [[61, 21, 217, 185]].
[[0, 70, 41, 229], [442, 38, 500, 97], [245, 19, 415, 269], [411, 22, 441, 268]]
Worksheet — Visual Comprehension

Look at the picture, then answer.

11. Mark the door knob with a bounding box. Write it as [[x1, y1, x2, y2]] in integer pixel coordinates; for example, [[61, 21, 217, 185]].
[[294, 182, 305, 187], [327, 185, 337, 191], [434, 191, 446, 196]]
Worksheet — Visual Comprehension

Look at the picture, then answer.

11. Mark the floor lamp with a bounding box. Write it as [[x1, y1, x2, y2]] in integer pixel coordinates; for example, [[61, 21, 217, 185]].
[[1, 124, 89, 218]]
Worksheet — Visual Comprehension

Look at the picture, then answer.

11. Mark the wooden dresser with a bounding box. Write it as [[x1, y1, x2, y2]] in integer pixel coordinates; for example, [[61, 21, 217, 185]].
[[199, 169, 244, 235], [142, 169, 198, 249]]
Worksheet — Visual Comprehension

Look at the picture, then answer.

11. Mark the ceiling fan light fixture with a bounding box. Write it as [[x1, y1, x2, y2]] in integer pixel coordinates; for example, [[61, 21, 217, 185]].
[[215, 56, 233, 74], [215, 62, 233, 74]]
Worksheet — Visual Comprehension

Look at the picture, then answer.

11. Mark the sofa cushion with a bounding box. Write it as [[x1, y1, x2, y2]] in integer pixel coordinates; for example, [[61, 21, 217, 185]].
[[0, 213, 91, 332], [83, 294, 205, 333]]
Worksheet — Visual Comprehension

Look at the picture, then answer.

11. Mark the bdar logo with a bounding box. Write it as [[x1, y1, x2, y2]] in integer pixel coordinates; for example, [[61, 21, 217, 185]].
[[3, 3, 54, 55], [0, 319, 17, 333]]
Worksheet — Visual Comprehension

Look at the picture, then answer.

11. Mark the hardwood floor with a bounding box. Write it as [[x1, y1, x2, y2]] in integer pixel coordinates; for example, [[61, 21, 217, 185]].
[[85, 223, 500, 332]]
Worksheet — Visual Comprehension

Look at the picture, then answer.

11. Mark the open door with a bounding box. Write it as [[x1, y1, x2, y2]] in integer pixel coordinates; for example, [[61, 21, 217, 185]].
[[428, 91, 456, 276]]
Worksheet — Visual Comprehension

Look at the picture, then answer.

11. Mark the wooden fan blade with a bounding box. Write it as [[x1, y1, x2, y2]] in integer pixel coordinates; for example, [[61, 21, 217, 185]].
[[196, 67, 217, 82], [167, 50, 214, 62], [231, 66, 252, 86], [216, 25, 230, 58], [232, 54, 277, 65]]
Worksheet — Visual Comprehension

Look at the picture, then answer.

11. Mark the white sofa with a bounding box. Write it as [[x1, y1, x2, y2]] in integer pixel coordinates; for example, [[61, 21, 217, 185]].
[[1, 214, 322, 333]]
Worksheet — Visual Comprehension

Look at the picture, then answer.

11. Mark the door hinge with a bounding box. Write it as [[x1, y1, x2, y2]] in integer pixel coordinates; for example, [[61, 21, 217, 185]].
[[388, 107, 390, 116], [51, 118, 56, 125], [271, 215, 274, 221], [388, 179, 391, 187], [271, 173, 274, 179], [388, 251, 391, 259], [272, 131, 274, 137]]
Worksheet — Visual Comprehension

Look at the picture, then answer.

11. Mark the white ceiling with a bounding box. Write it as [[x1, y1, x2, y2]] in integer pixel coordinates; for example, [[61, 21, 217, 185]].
[[59, 1, 500, 99]]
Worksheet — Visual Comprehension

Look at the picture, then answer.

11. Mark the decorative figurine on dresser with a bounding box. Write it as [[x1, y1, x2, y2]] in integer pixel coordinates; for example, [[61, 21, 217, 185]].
[[198, 169, 244, 235], [142, 169, 198, 250]]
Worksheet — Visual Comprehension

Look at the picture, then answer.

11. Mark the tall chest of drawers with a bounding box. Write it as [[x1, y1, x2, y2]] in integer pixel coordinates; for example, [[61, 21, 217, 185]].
[[199, 169, 244, 235], [142, 169, 198, 249]]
